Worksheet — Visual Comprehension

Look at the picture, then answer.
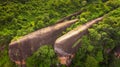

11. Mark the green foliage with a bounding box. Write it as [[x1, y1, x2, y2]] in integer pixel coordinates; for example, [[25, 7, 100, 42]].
[[85, 7, 120, 67], [85, 55, 99, 67], [95, 51, 104, 62], [0, 48, 17, 67], [26, 45, 58, 67], [0, 0, 120, 67], [71, 1, 120, 67], [109, 58, 120, 67]]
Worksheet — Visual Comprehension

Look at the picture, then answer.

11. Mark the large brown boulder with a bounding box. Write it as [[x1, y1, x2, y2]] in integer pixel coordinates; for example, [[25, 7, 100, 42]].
[[54, 17, 104, 66], [9, 19, 78, 66]]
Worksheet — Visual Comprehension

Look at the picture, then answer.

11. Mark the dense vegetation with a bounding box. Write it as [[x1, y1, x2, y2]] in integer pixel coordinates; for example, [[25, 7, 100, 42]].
[[0, 0, 120, 67], [72, 8, 120, 67]]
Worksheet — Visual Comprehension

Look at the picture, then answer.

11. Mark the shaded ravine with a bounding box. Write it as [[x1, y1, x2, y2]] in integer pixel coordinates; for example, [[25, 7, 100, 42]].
[[54, 16, 104, 66], [9, 19, 78, 67]]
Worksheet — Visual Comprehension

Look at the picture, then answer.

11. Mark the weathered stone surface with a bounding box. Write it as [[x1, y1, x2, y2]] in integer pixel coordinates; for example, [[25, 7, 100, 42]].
[[54, 17, 104, 65], [9, 19, 78, 65]]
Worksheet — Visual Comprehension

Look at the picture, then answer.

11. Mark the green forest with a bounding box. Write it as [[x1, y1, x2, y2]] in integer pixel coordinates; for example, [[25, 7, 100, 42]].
[[0, 0, 120, 67]]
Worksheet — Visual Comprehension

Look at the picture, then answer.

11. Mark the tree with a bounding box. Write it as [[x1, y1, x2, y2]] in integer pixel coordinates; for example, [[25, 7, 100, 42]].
[[85, 55, 99, 67]]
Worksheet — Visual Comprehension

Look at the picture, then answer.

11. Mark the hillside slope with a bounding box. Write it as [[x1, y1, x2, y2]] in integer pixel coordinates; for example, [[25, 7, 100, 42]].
[[0, 0, 120, 67]]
